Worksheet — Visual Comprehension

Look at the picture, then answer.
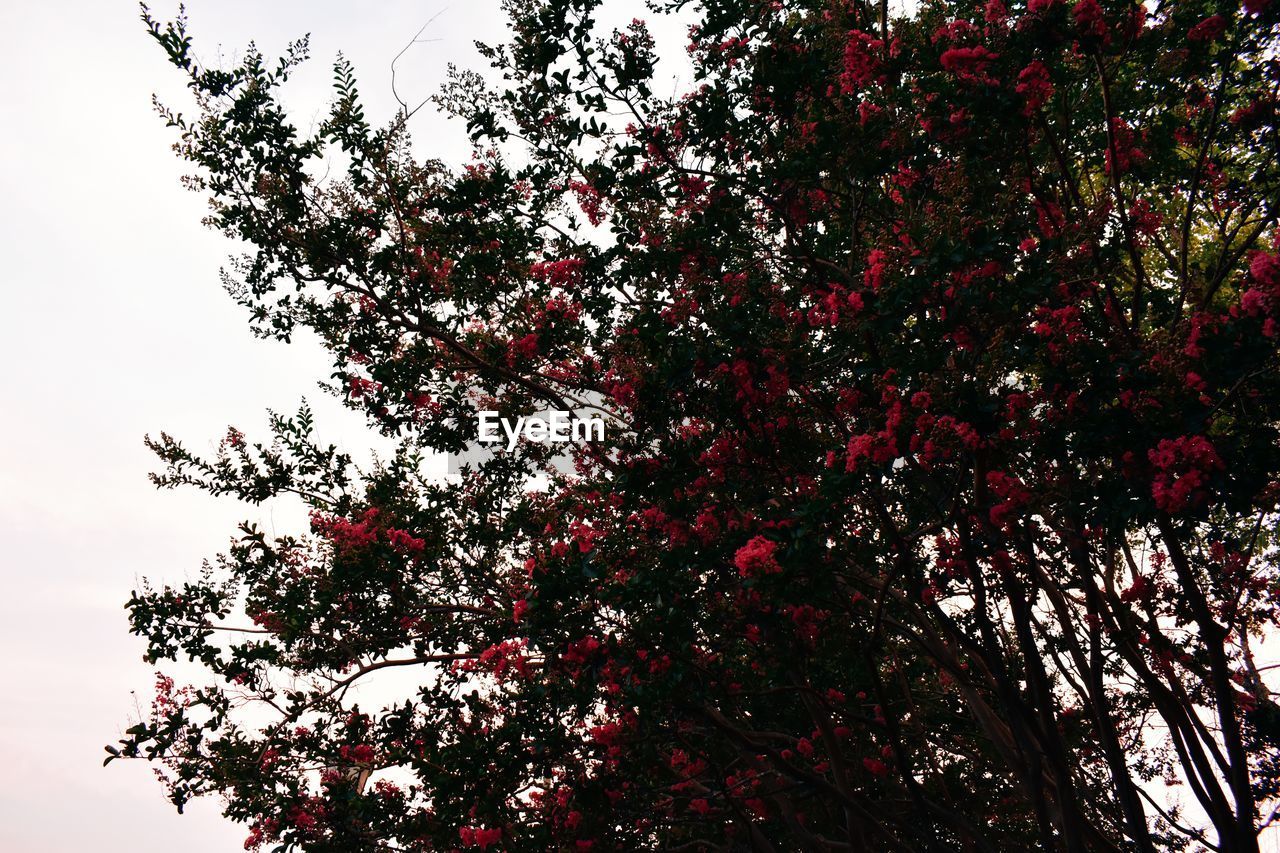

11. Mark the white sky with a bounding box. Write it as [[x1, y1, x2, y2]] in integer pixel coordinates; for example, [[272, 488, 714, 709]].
[[0, 2, 507, 850]]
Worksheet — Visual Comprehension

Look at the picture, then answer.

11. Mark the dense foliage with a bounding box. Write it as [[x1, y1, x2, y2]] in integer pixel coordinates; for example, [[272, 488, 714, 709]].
[[112, 0, 1280, 849]]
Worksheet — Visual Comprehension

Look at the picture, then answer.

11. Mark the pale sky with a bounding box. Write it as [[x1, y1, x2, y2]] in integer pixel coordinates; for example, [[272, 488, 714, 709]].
[[0, 3, 507, 850]]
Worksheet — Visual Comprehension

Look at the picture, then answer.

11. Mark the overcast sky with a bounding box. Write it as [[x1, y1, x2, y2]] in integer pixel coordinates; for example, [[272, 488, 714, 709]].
[[0, 3, 510, 850]]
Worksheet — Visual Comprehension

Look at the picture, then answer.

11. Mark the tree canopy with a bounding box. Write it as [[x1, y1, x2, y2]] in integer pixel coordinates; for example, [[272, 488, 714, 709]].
[[112, 0, 1280, 849]]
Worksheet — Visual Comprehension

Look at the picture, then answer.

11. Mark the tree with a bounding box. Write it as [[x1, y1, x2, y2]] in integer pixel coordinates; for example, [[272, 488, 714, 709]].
[[110, 0, 1280, 849]]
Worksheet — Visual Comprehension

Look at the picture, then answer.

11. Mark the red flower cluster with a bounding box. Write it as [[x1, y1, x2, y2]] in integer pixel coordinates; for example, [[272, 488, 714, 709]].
[[1240, 251, 1280, 335], [459, 826, 502, 849], [864, 249, 890, 291], [1148, 435, 1223, 514], [1104, 118, 1147, 176], [530, 257, 586, 287], [939, 46, 1000, 85], [1015, 61, 1053, 115], [734, 535, 782, 578], [466, 639, 530, 681], [986, 471, 1032, 529], [309, 508, 380, 552], [506, 332, 540, 365], [386, 528, 425, 554], [347, 376, 380, 399], [863, 757, 891, 777], [309, 508, 424, 556], [339, 743, 376, 764], [1187, 14, 1227, 43], [1072, 0, 1109, 41], [840, 30, 883, 94], [568, 181, 605, 226]]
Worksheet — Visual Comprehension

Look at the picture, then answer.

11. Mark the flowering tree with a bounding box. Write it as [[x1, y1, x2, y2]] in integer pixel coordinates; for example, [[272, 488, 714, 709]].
[[111, 0, 1280, 849]]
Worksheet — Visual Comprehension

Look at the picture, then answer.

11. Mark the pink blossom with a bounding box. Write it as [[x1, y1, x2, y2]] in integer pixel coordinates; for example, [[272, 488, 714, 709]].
[[939, 46, 1000, 85], [1072, 0, 1108, 40], [840, 30, 884, 94], [1015, 61, 1053, 116], [734, 535, 782, 578], [1148, 435, 1223, 513], [459, 826, 503, 849], [863, 757, 890, 776], [1187, 14, 1227, 43]]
